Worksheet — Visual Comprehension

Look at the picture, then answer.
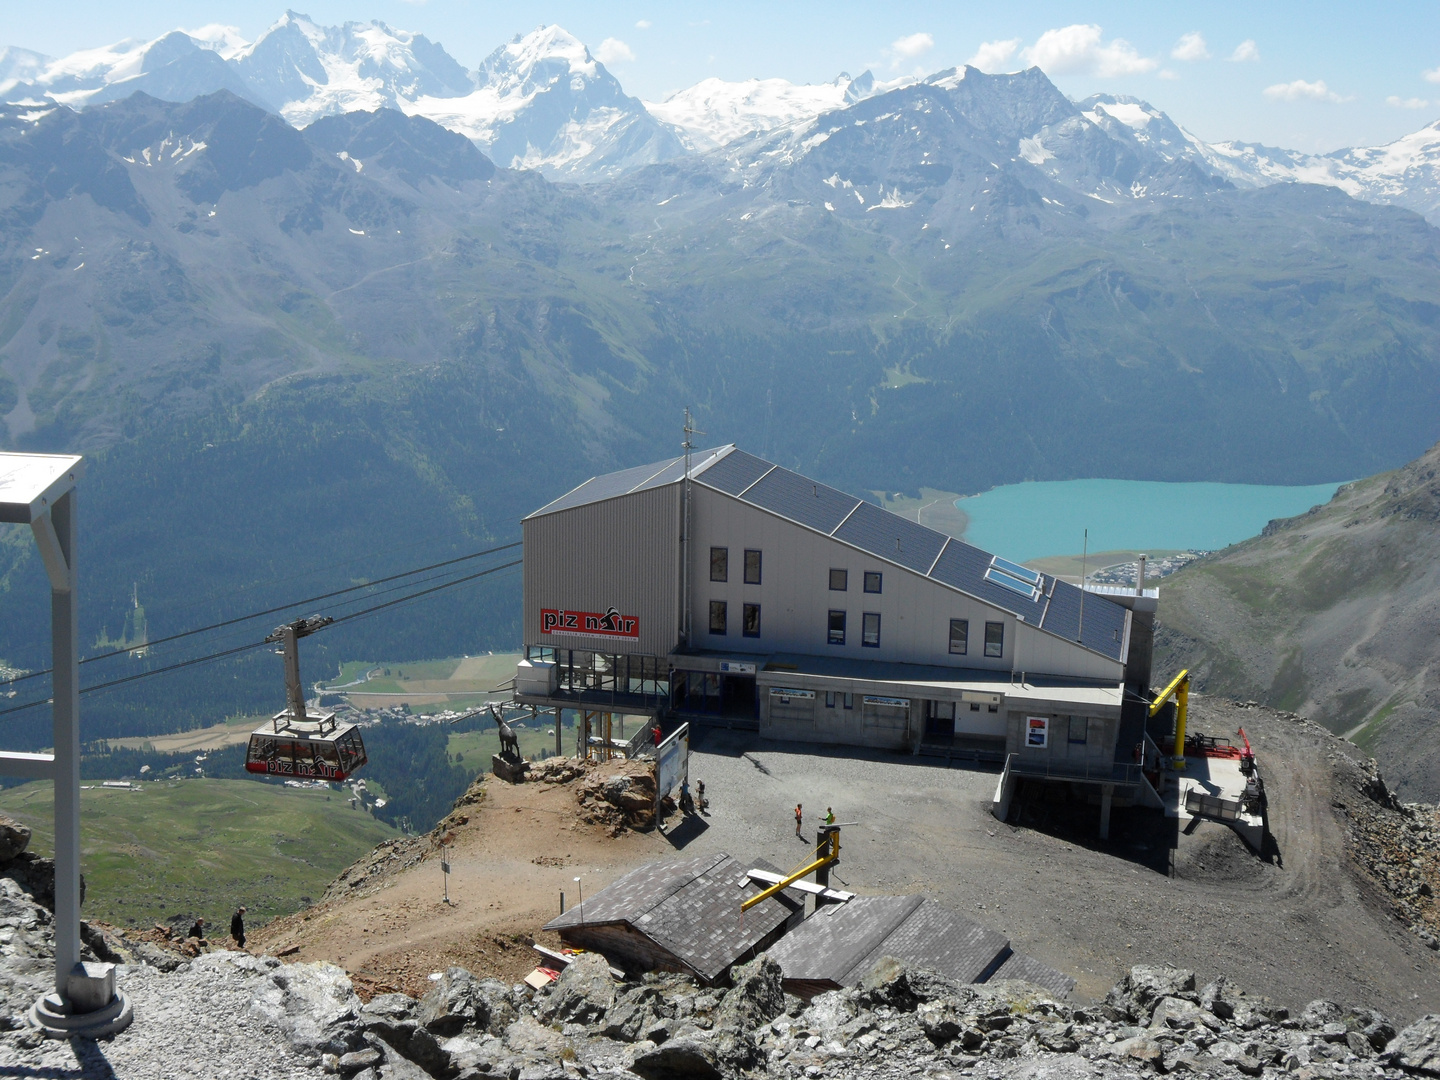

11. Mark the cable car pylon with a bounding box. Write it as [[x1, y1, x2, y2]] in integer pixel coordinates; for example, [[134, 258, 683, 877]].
[[245, 615, 368, 782]]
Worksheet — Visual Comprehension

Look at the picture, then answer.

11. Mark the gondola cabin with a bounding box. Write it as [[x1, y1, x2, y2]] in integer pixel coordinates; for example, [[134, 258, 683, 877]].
[[245, 711, 367, 781]]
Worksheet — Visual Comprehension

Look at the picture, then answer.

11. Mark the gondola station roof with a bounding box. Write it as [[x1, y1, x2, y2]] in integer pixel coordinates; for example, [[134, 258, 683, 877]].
[[527, 445, 1130, 663]]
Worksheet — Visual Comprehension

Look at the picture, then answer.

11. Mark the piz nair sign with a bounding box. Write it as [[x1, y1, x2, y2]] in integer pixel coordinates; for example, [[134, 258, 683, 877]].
[[541, 607, 640, 639]]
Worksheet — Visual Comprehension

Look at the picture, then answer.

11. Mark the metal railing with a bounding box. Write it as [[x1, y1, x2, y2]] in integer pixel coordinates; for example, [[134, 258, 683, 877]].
[[1002, 753, 1146, 787]]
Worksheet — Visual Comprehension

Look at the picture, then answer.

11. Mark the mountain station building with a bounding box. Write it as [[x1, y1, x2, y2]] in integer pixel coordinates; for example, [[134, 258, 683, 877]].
[[515, 445, 1162, 832]]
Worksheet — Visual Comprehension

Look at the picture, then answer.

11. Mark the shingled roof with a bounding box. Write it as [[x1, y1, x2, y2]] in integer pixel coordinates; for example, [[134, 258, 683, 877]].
[[542, 852, 798, 983], [765, 895, 1073, 996]]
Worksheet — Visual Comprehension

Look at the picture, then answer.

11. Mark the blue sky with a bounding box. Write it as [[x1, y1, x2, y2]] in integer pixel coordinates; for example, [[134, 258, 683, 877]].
[[8, 1, 1438, 152]]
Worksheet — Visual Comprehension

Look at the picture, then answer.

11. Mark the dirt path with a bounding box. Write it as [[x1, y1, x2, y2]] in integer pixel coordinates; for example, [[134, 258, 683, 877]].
[[256, 698, 1440, 1021]]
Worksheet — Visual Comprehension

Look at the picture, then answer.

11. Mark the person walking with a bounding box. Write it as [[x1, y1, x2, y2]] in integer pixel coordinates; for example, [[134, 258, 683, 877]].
[[231, 906, 247, 949], [696, 779, 707, 815], [794, 803, 803, 839], [187, 917, 206, 943], [824, 807, 835, 827]]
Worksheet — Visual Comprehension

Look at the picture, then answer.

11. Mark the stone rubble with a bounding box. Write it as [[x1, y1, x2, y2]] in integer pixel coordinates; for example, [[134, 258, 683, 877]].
[[0, 846, 1438, 1080]]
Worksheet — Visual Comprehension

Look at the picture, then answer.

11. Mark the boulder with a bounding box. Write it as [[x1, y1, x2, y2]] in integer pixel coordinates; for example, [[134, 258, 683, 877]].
[[359, 992, 422, 1053], [247, 959, 364, 1058], [1118, 965, 1197, 1013], [1300, 999, 1344, 1029], [0, 816, 31, 862], [419, 966, 494, 1036], [630, 1036, 724, 1080], [537, 952, 615, 1025], [1385, 1014, 1440, 1076], [1151, 996, 1222, 1033], [338, 1047, 382, 1077], [1199, 975, 1235, 1020], [917, 1000, 962, 1045], [858, 955, 919, 1010], [714, 955, 784, 1033]]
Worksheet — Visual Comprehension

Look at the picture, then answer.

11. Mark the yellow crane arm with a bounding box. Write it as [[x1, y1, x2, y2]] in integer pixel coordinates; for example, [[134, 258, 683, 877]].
[[741, 832, 838, 911], [1148, 668, 1191, 768]]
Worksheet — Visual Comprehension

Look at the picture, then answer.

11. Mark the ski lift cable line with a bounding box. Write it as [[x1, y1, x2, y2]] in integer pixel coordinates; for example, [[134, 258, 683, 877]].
[[0, 557, 523, 721], [1, 540, 522, 686]]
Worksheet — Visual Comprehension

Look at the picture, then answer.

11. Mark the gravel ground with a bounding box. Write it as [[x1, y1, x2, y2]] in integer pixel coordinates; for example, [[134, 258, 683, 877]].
[[672, 698, 1440, 1022], [0, 954, 321, 1079]]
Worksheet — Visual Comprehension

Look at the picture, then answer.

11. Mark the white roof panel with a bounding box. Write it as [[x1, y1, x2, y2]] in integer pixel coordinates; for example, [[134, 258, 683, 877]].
[[0, 453, 84, 524]]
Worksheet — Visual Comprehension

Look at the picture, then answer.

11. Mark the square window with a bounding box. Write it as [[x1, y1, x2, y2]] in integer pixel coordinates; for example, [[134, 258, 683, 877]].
[[862, 612, 881, 648], [710, 547, 728, 582], [984, 621, 1004, 658], [744, 549, 762, 585], [742, 603, 761, 638], [827, 610, 846, 646], [1068, 716, 1088, 744], [709, 600, 727, 635], [829, 568, 848, 591], [864, 571, 882, 594], [843, 693, 854, 710], [825, 691, 835, 708], [970, 702, 980, 712], [948, 618, 968, 655]]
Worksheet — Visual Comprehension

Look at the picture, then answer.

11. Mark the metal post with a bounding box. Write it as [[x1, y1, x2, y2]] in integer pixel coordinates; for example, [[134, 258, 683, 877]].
[[44, 491, 80, 999], [554, 707, 562, 759]]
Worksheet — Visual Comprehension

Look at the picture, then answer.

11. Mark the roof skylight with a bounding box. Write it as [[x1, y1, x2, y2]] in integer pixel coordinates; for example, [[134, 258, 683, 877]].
[[984, 556, 1042, 599]]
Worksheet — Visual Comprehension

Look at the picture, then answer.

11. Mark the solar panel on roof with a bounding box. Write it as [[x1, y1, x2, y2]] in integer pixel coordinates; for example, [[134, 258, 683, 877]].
[[984, 556, 1042, 600]]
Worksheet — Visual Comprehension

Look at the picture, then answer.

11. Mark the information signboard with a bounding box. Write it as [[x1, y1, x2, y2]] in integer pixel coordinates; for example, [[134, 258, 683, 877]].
[[655, 722, 690, 806]]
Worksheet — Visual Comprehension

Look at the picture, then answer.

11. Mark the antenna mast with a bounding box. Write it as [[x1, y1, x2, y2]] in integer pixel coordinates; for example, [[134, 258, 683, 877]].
[[1077, 528, 1087, 643]]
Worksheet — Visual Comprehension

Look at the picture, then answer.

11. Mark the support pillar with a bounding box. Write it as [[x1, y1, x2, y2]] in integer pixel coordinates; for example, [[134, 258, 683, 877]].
[[554, 707, 562, 759], [1, 454, 132, 1038], [1099, 783, 1115, 841]]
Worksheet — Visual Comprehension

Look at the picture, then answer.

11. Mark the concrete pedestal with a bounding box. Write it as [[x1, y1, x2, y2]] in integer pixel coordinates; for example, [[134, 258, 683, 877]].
[[492, 754, 530, 784], [29, 962, 133, 1038]]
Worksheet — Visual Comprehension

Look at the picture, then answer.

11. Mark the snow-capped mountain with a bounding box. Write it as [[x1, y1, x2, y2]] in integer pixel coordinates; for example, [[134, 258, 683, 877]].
[[0, 16, 679, 182], [4, 15, 1440, 213], [403, 25, 684, 181], [645, 70, 887, 153]]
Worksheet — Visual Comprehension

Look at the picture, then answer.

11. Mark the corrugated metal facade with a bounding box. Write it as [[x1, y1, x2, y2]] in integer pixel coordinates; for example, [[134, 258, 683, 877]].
[[522, 484, 681, 658]]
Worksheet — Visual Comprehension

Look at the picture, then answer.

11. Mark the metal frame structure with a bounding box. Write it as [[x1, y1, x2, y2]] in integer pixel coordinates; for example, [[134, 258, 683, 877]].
[[0, 452, 132, 1037]]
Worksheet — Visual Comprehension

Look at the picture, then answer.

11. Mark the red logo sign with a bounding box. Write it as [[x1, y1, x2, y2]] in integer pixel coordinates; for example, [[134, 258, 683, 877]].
[[541, 607, 640, 639]]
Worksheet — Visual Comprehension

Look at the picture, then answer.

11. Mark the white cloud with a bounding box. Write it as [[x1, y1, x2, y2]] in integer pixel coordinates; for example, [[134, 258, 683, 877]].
[[1157, 69, 1180, 81], [1263, 78, 1348, 103], [1020, 24, 1157, 78], [1425, 67, 1440, 84], [1229, 40, 1260, 62], [890, 32, 935, 60], [635, 20, 651, 30], [595, 38, 635, 65], [1171, 32, 1209, 62], [1387, 95, 1430, 109], [967, 38, 1021, 72]]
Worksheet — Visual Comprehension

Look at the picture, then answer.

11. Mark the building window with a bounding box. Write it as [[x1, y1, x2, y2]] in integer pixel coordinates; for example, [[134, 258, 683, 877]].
[[948, 618, 968, 655], [829, 568, 848, 591], [828, 610, 846, 645], [843, 693, 854, 709], [825, 691, 835, 708], [743, 603, 761, 638], [970, 702, 980, 712], [709, 601, 727, 635], [864, 571, 883, 594], [862, 612, 881, 648], [710, 547, 728, 582], [984, 621, 1004, 658], [744, 549, 762, 585], [1068, 716, 1088, 744]]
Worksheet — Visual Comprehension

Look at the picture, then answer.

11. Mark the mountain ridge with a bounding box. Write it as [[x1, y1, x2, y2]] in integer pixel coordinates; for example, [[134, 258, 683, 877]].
[[3, 14, 1440, 215]]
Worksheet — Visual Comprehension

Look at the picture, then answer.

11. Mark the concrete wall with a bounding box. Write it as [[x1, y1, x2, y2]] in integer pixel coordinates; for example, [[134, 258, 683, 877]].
[[690, 486, 1123, 682], [523, 485, 680, 658], [761, 685, 917, 750], [1005, 711, 1121, 775]]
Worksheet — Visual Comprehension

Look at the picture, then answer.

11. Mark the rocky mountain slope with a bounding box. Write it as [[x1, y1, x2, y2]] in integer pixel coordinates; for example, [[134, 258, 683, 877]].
[[1155, 439, 1440, 801]]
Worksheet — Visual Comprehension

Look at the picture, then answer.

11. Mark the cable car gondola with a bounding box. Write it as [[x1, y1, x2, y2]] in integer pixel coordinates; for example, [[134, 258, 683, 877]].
[[245, 615, 367, 782]]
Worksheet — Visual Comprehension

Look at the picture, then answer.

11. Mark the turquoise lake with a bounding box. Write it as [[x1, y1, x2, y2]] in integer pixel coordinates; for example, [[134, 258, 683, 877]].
[[957, 479, 1346, 564]]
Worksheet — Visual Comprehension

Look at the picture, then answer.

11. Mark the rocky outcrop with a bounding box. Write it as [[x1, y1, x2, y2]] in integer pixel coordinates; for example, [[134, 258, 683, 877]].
[[0, 816, 30, 863]]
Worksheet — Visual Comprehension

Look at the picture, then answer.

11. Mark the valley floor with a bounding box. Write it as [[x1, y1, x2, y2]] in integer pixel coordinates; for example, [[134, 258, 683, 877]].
[[256, 699, 1440, 1023]]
